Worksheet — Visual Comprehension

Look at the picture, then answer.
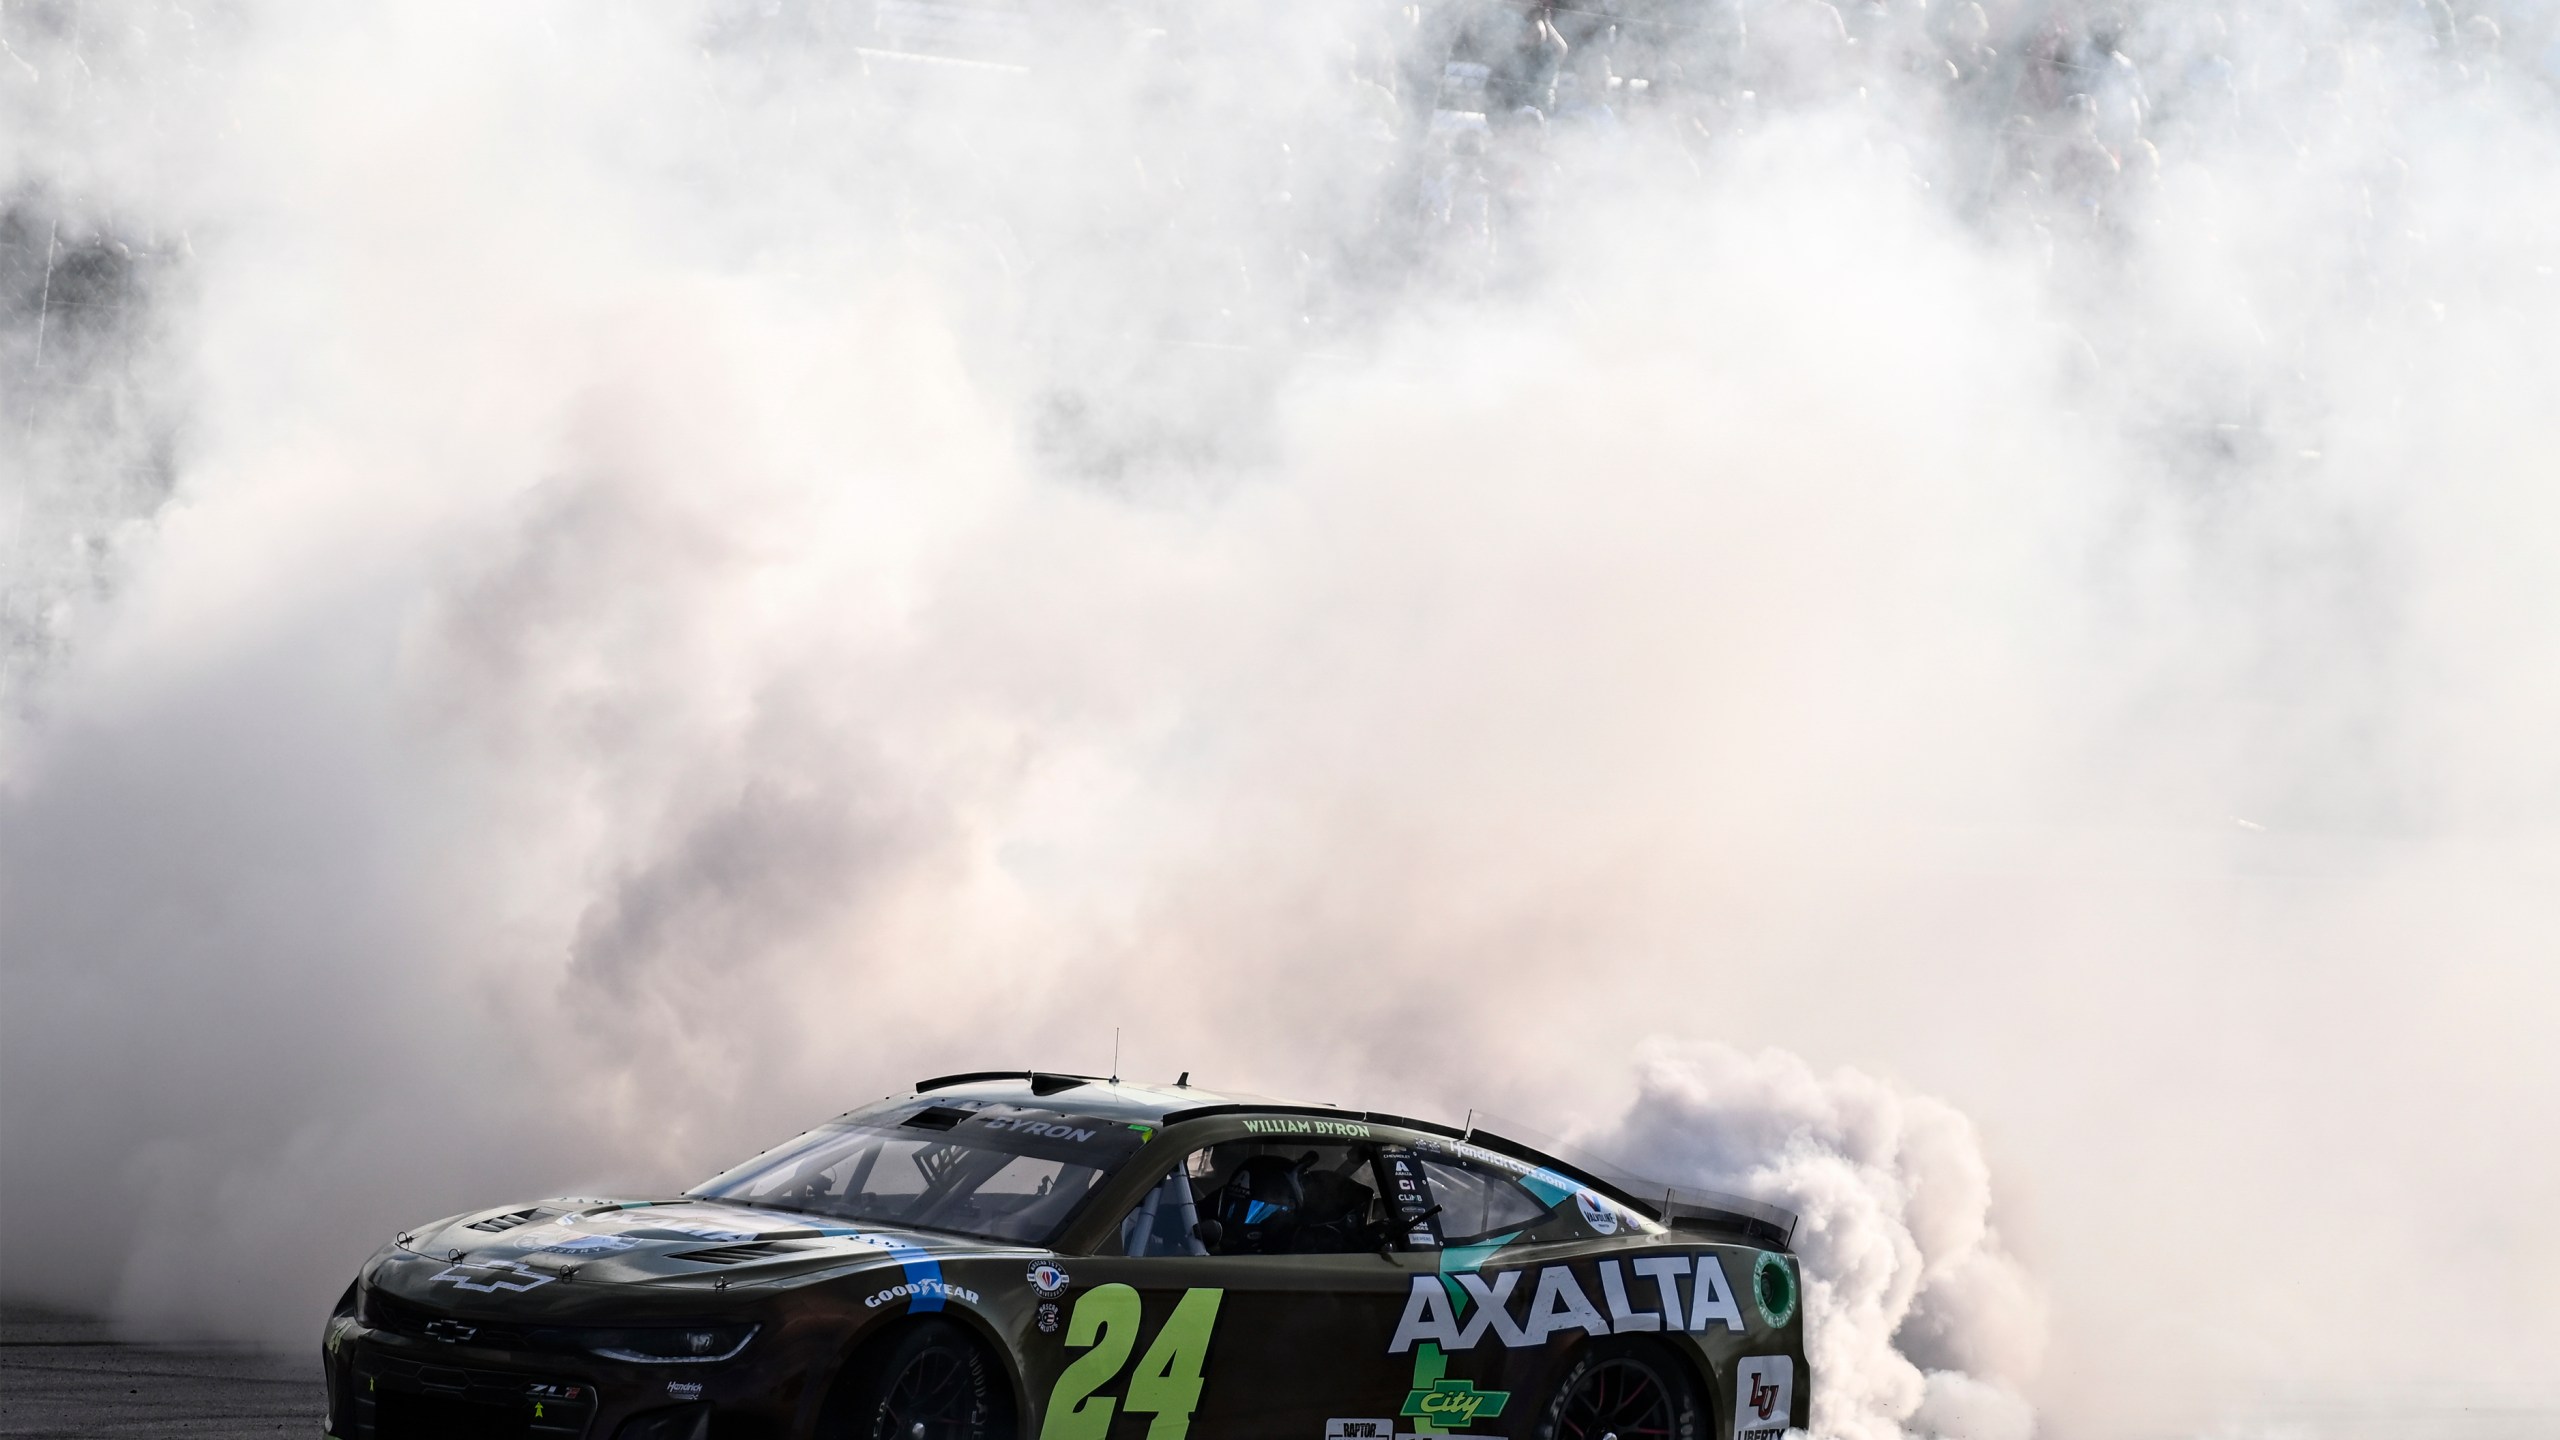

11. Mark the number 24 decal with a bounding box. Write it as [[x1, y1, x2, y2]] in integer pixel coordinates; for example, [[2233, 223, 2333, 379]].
[[1039, 1286, 1224, 1440]]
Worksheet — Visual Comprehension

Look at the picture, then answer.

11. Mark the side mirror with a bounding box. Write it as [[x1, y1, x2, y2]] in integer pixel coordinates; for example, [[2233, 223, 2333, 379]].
[[1192, 1219, 1224, 1251]]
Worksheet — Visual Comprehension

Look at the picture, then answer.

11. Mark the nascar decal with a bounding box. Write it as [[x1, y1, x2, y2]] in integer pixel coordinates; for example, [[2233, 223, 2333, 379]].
[[1030, 1261, 1072, 1297], [1400, 1343, 1509, 1436], [866, 1279, 981, 1309], [1388, 1255, 1748, 1352], [1379, 1147, 1443, 1249], [1038, 1285, 1223, 1440], [1732, 1356, 1794, 1440]]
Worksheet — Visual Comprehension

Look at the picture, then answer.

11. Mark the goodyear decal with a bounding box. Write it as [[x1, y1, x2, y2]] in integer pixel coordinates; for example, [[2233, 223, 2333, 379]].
[[867, 1278, 980, 1309]]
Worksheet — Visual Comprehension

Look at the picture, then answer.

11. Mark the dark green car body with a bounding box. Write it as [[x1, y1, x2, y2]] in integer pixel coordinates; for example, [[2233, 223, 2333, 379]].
[[324, 1074, 1810, 1440]]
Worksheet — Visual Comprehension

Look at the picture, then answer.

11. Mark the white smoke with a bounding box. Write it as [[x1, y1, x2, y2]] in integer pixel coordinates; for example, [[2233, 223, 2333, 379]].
[[1589, 1043, 2044, 1440]]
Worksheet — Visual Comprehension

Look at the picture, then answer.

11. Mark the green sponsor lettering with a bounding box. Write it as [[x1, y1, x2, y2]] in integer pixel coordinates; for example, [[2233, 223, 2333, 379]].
[[1126, 1287, 1221, 1440], [1399, 1343, 1510, 1436], [1040, 1286, 1224, 1440], [1040, 1284, 1140, 1440]]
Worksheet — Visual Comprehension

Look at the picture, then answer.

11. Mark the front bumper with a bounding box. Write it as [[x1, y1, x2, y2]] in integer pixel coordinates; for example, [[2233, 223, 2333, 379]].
[[325, 1313, 789, 1440]]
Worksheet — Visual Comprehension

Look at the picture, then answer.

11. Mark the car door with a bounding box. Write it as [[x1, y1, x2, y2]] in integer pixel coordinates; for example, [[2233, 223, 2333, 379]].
[[1037, 1138, 1436, 1440]]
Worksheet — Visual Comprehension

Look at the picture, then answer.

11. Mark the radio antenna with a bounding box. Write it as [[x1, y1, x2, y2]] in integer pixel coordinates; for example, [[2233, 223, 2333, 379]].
[[1111, 1027, 1121, 1085]]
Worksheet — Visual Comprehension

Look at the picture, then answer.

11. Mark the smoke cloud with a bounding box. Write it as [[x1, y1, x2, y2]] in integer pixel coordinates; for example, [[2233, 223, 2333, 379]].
[[1587, 1045, 2044, 1440], [7, 1, 2560, 1438]]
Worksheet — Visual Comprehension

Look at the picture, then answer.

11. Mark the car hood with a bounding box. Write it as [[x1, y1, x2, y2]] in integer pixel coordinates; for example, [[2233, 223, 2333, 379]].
[[377, 1198, 1022, 1309]]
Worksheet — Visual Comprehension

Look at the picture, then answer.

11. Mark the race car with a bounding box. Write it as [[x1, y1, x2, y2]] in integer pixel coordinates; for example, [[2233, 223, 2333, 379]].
[[324, 1071, 1809, 1440]]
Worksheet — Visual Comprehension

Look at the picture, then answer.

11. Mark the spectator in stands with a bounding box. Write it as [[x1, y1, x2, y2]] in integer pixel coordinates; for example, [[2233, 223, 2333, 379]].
[[1555, 45, 1623, 132], [2084, 15, 2149, 153], [1488, 3, 1571, 115], [1943, 3, 2000, 91]]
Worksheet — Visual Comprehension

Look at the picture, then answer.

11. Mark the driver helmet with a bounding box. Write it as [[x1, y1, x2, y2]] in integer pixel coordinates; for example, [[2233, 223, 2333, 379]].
[[1216, 1154, 1307, 1252]]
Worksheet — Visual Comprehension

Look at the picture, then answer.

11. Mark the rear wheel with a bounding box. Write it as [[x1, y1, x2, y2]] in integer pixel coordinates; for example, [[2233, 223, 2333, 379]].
[[1534, 1340, 1705, 1440], [825, 1320, 1013, 1440]]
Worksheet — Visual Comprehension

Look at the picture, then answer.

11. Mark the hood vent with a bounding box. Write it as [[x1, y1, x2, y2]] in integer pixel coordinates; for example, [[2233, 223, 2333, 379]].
[[465, 1208, 541, 1233], [670, 1242, 800, 1266]]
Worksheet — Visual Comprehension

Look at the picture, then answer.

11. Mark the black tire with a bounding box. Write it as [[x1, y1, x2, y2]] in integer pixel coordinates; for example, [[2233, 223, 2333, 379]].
[[1533, 1339, 1707, 1440], [823, 1319, 1015, 1440]]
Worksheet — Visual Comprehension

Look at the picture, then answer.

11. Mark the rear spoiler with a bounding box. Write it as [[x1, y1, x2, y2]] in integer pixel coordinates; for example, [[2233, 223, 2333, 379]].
[[1645, 1187, 1799, 1249], [1457, 1124, 1800, 1250]]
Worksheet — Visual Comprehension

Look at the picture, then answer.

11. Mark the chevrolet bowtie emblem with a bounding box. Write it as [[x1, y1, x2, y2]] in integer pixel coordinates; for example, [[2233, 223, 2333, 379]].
[[424, 1319, 478, 1343]]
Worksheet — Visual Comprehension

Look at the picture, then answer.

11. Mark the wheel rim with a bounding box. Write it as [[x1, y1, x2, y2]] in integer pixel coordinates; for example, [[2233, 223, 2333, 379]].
[[1553, 1357, 1677, 1440], [878, 1346, 983, 1440]]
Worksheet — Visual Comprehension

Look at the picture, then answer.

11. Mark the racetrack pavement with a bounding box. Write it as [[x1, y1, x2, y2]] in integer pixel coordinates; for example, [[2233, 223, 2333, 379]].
[[3, 1300, 2553, 1439], [0, 1304, 321, 1438]]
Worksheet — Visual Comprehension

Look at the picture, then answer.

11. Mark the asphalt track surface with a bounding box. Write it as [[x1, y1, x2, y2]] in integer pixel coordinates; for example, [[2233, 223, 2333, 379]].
[[5, 1301, 2556, 1440], [0, 1305, 319, 1439]]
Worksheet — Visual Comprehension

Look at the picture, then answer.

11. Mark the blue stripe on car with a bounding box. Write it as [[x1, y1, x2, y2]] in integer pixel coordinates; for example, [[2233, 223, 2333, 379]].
[[891, 1244, 945, 1312]]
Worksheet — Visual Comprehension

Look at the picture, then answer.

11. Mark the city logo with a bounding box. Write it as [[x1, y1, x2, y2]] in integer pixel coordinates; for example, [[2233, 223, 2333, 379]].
[[1399, 1344, 1510, 1436], [1404, 1381, 1507, 1429]]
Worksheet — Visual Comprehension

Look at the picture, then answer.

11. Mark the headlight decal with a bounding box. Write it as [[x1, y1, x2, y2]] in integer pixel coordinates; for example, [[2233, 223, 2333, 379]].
[[586, 1323, 758, 1364]]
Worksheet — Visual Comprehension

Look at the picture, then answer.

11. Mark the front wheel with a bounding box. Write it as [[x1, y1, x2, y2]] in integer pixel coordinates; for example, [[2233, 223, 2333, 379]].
[[825, 1319, 1014, 1440], [1534, 1340, 1706, 1440]]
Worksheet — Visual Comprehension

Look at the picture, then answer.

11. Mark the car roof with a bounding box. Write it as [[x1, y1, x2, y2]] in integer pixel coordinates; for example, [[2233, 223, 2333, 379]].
[[895, 1069, 1801, 1248], [901, 1071, 1327, 1124]]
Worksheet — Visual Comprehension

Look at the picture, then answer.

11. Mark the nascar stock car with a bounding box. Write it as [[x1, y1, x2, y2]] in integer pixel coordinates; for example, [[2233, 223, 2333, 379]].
[[324, 1072, 1809, 1440]]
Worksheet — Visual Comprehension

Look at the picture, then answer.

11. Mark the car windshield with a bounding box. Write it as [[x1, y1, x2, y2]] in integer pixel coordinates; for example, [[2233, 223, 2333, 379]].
[[685, 1102, 1149, 1245]]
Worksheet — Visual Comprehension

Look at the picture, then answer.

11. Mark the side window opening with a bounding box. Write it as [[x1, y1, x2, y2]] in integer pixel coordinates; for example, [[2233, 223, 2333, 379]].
[[1204, 1141, 1388, 1255], [1119, 1168, 1208, 1257], [1117, 1141, 1394, 1256], [1417, 1156, 1551, 1243]]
